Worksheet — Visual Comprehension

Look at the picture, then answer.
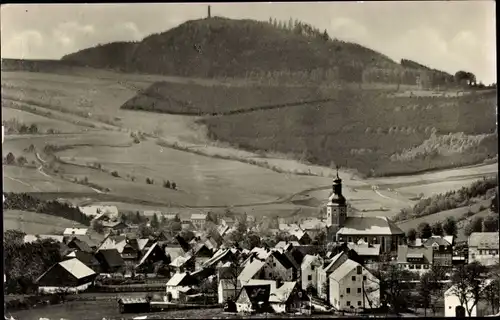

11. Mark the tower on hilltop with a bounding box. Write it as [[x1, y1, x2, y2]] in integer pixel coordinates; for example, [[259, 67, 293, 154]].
[[208, 5, 211, 19], [326, 165, 347, 231]]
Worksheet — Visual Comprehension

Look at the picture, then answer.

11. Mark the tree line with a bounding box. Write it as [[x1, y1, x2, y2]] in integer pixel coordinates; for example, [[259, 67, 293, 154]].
[[3, 192, 91, 226], [396, 176, 498, 221]]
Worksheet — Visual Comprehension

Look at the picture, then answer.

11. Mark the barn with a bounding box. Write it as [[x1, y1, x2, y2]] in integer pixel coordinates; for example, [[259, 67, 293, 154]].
[[36, 258, 97, 294]]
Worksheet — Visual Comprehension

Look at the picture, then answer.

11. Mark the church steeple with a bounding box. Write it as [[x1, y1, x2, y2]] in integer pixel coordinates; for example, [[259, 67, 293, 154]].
[[326, 165, 347, 229]]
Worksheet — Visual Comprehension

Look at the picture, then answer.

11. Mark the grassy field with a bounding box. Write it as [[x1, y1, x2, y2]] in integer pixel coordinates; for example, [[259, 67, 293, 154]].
[[3, 210, 86, 234]]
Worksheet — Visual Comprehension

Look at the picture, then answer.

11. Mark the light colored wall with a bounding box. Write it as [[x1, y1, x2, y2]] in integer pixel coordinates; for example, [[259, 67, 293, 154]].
[[444, 293, 477, 317], [38, 282, 92, 294], [329, 266, 380, 311], [301, 258, 321, 291], [469, 248, 499, 266], [271, 303, 286, 313], [317, 270, 328, 300], [236, 303, 252, 313]]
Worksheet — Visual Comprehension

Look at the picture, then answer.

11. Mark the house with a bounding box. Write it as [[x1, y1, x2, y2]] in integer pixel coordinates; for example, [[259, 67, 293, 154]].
[[347, 240, 381, 266], [118, 297, 150, 314], [235, 284, 272, 313], [94, 249, 125, 274], [181, 220, 194, 231], [468, 232, 499, 266], [328, 259, 380, 311], [444, 285, 477, 317], [121, 238, 142, 262], [136, 242, 169, 273], [63, 250, 101, 271], [299, 218, 327, 240], [289, 229, 312, 245], [166, 272, 194, 300], [397, 245, 433, 275], [66, 237, 94, 253], [269, 281, 302, 313], [217, 261, 241, 304], [65, 234, 99, 251], [204, 248, 236, 269], [163, 213, 180, 221], [36, 258, 97, 294], [301, 254, 324, 292], [170, 255, 195, 274], [238, 257, 267, 286], [317, 250, 354, 300], [326, 172, 404, 253], [102, 221, 129, 233], [220, 217, 236, 228], [423, 236, 453, 267], [63, 228, 88, 236], [191, 213, 208, 230], [79, 205, 118, 218], [190, 243, 214, 270], [165, 246, 187, 263]]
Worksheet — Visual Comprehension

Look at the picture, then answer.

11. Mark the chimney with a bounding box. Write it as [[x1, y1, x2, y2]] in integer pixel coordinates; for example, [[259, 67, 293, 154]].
[[250, 256, 254, 263]]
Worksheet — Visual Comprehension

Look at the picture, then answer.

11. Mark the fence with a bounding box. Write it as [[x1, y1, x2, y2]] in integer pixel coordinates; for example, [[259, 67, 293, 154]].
[[90, 284, 167, 293]]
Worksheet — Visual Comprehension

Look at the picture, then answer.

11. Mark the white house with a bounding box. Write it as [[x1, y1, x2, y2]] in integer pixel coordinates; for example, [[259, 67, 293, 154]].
[[269, 281, 301, 313], [301, 254, 323, 292], [63, 228, 88, 236], [317, 251, 350, 300], [191, 213, 208, 230], [79, 205, 119, 218], [468, 232, 499, 266], [444, 285, 477, 317], [328, 259, 380, 311], [36, 258, 97, 294], [166, 272, 192, 300]]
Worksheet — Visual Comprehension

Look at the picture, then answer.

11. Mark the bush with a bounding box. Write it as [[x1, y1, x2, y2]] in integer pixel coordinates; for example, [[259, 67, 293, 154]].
[[146, 178, 154, 185], [16, 156, 27, 166], [111, 171, 120, 178], [163, 180, 171, 188], [5, 152, 16, 165]]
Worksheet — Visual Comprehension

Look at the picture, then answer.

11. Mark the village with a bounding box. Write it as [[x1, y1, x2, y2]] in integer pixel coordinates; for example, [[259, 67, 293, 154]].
[[4, 172, 500, 318]]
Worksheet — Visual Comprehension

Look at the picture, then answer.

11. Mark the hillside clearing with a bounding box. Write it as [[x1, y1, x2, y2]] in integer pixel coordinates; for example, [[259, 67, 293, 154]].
[[3, 210, 86, 234]]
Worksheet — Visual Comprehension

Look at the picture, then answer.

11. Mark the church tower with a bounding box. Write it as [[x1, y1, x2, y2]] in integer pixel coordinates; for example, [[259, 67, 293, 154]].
[[326, 166, 347, 230]]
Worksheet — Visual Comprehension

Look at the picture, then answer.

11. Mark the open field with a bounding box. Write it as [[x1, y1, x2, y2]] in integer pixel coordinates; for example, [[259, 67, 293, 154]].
[[3, 210, 86, 234]]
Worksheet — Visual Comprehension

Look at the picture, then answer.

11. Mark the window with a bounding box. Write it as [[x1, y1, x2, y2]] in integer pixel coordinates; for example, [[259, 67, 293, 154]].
[[269, 273, 272, 277], [352, 276, 356, 281], [346, 301, 351, 306], [363, 276, 367, 281], [357, 266, 362, 274], [364, 237, 368, 243], [346, 288, 351, 294], [416, 265, 422, 269], [409, 265, 415, 269], [348, 237, 353, 243], [308, 275, 312, 281], [358, 301, 362, 306], [357, 288, 361, 293], [312, 266, 315, 271]]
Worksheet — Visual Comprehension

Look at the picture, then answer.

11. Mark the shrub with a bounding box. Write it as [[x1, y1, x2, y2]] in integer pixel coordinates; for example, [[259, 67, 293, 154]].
[[146, 178, 154, 185], [163, 180, 171, 188], [5, 152, 16, 165], [111, 171, 120, 178]]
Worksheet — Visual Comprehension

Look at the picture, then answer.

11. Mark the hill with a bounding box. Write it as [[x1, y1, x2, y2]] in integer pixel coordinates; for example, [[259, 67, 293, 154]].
[[200, 90, 497, 177], [61, 17, 454, 87]]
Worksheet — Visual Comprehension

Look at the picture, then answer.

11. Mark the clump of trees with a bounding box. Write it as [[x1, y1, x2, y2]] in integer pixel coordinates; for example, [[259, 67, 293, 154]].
[[395, 177, 498, 221], [111, 171, 120, 178], [3, 119, 39, 135], [3, 192, 92, 225], [146, 177, 154, 185], [4, 230, 62, 294], [163, 180, 178, 190]]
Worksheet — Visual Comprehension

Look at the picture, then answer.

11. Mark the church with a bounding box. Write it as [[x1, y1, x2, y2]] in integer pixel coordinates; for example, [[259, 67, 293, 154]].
[[325, 170, 405, 254]]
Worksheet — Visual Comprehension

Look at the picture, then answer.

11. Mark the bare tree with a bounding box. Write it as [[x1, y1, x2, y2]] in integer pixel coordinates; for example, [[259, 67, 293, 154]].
[[450, 262, 488, 317]]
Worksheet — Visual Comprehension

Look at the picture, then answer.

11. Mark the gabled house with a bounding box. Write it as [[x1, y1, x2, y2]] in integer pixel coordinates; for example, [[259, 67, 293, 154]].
[[63, 250, 100, 272], [66, 237, 93, 253], [63, 228, 88, 236], [65, 234, 99, 251], [94, 249, 125, 274], [347, 240, 381, 266], [397, 245, 433, 275], [36, 258, 97, 294], [121, 238, 141, 262], [166, 272, 195, 300], [269, 281, 302, 313], [289, 229, 312, 245], [102, 220, 129, 233], [328, 259, 380, 311], [136, 242, 169, 273], [191, 213, 208, 230], [235, 284, 272, 313], [190, 243, 214, 270], [317, 250, 355, 301], [79, 205, 118, 219], [423, 236, 453, 267], [217, 261, 241, 304], [170, 255, 195, 274], [301, 254, 324, 292], [468, 232, 499, 266]]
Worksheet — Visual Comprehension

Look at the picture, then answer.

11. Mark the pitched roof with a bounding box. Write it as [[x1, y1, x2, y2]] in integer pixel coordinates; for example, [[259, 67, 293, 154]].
[[329, 259, 361, 282], [323, 252, 348, 274], [191, 213, 207, 220], [397, 245, 433, 264], [272, 251, 296, 270], [170, 255, 192, 268], [423, 236, 452, 247], [269, 282, 297, 303], [166, 272, 189, 286], [238, 259, 266, 283], [337, 216, 404, 235], [468, 232, 499, 249], [238, 284, 272, 306], [137, 238, 150, 251], [59, 258, 96, 279], [275, 241, 301, 250], [202, 249, 231, 268], [79, 205, 118, 217], [96, 249, 124, 268], [246, 279, 277, 292], [289, 229, 307, 241], [443, 235, 454, 245], [137, 242, 161, 267], [63, 228, 88, 236], [67, 238, 93, 253], [347, 242, 381, 256], [165, 247, 186, 261], [301, 254, 323, 269]]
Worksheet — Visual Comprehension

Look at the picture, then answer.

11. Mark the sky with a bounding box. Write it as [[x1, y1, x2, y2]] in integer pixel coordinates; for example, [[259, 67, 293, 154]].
[[1, 2, 496, 84]]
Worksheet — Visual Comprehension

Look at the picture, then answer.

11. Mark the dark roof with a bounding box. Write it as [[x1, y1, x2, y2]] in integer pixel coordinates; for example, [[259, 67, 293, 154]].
[[96, 249, 125, 268], [338, 216, 404, 236], [272, 251, 296, 270], [240, 284, 271, 305], [397, 245, 433, 264], [73, 251, 100, 267], [67, 238, 93, 253]]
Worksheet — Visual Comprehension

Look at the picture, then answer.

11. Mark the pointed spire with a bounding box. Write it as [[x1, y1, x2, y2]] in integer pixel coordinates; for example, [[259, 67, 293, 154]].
[[336, 165, 340, 180]]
